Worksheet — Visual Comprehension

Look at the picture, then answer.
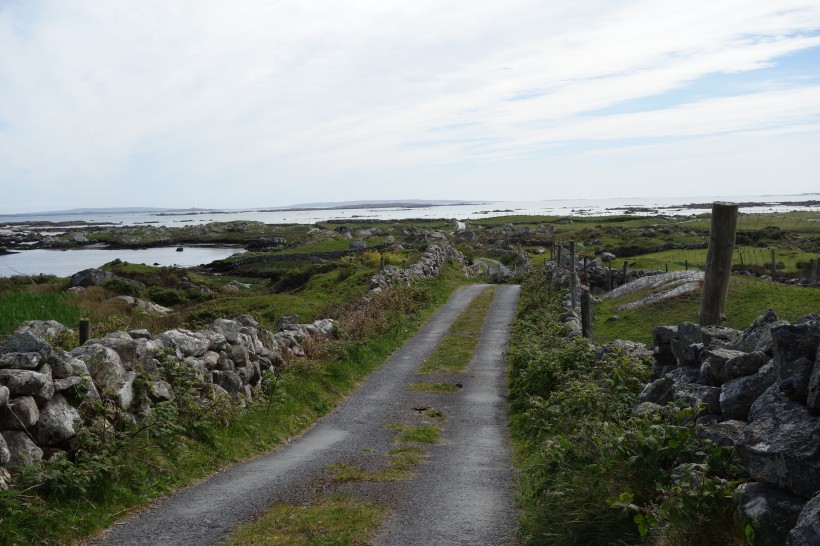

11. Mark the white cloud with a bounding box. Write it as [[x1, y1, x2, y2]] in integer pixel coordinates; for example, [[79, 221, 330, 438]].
[[0, 0, 819, 211]]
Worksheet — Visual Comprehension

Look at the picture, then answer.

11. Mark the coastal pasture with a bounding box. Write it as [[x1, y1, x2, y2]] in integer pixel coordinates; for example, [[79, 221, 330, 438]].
[[595, 275, 820, 345]]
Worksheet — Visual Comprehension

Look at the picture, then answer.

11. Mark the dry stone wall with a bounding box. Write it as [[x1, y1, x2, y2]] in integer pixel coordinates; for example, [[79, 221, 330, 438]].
[[636, 310, 820, 545], [0, 243, 462, 489]]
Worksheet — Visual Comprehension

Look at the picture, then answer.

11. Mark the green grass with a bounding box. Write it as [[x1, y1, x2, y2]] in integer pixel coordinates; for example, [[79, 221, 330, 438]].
[[419, 286, 496, 373], [0, 291, 83, 339], [594, 275, 820, 345], [224, 494, 388, 546], [408, 382, 462, 393], [386, 424, 442, 444]]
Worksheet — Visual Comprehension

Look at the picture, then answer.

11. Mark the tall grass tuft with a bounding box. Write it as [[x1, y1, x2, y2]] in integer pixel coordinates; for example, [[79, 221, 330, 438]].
[[0, 291, 83, 340]]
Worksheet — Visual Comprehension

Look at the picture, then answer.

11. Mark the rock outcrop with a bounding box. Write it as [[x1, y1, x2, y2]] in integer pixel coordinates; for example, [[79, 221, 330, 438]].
[[633, 309, 820, 544]]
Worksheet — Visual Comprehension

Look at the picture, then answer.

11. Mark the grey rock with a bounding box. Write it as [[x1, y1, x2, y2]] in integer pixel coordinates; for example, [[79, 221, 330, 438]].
[[275, 314, 301, 331], [53, 376, 85, 393], [772, 321, 820, 366], [2, 430, 43, 468], [17, 320, 68, 339], [213, 370, 242, 394], [720, 366, 776, 421], [116, 371, 137, 409], [70, 344, 126, 392], [787, 493, 820, 546], [92, 332, 139, 367], [0, 385, 8, 408], [724, 351, 770, 381], [208, 318, 241, 343], [0, 432, 9, 465], [665, 366, 700, 386], [698, 420, 747, 447], [70, 267, 114, 288], [736, 482, 804, 546], [235, 314, 259, 330], [701, 325, 742, 348], [0, 331, 52, 359], [201, 351, 220, 370], [128, 329, 152, 340], [738, 385, 820, 498], [699, 348, 747, 385], [734, 309, 788, 354], [652, 325, 677, 364], [778, 357, 814, 402], [34, 394, 82, 446], [637, 378, 673, 405], [0, 352, 42, 370], [157, 329, 210, 358], [808, 360, 820, 410], [226, 344, 249, 366], [595, 340, 652, 362], [349, 238, 366, 250], [0, 369, 47, 397], [147, 380, 175, 403], [33, 363, 54, 402], [673, 383, 720, 414]]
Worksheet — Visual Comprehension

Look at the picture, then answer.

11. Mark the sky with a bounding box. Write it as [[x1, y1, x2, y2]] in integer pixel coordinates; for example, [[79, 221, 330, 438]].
[[1, 1, 820, 213]]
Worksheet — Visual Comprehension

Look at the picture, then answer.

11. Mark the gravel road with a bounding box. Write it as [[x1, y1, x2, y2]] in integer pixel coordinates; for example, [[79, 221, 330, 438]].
[[87, 283, 520, 546]]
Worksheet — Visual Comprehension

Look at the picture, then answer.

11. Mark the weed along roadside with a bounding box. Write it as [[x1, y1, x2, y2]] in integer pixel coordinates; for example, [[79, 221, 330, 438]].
[[0, 244, 472, 545], [510, 263, 820, 544]]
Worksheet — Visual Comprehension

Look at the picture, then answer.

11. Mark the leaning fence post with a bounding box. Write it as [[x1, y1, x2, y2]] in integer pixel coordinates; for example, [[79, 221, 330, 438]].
[[699, 202, 738, 326], [812, 259, 818, 284], [79, 318, 90, 345], [581, 288, 592, 339]]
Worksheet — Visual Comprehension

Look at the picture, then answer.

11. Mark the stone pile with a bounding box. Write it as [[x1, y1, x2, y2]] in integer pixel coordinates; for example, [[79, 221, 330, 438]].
[[635, 310, 820, 545], [0, 315, 335, 482], [369, 243, 464, 293]]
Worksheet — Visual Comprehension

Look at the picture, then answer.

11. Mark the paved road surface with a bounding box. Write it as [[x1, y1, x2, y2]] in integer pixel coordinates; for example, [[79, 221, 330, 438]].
[[88, 283, 520, 546]]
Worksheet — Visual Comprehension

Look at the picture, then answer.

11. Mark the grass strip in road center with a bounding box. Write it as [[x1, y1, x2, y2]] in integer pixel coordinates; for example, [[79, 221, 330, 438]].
[[225, 494, 387, 546], [408, 382, 462, 393], [419, 286, 496, 374]]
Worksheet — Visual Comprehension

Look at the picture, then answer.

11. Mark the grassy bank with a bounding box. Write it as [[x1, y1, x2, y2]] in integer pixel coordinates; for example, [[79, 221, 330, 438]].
[[508, 273, 746, 545], [0, 265, 470, 545]]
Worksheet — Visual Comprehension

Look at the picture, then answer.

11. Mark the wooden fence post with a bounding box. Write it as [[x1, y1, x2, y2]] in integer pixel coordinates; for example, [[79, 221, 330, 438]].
[[685, 259, 689, 271], [699, 202, 738, 326], [79, 318, 90, 345], [812, 259, 818, 284], [622, 260, 628, 284], [581, 288, 592, 339], [556, 244, 563, 268], [569, 241, 577, 309]]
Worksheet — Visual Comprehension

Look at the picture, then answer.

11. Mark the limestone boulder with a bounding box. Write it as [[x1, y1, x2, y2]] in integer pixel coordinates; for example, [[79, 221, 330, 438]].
[[2, 430, 43, 468], [698, 420, 747, 447], [720, 364, 775, 420], [0, 432, 9, 465], [0, 369, 47, 397], [209, 319, 242, 343], [70, 267, 114, 288], [17, 320, 68, 339], [147, 380, 175, 403], [157, 329, 210, 358], [637, 378, 673, 406], [787, 493, 820, 546], [0, 331, 52, 359], [738, 385, 820, 498], [736, 482, 805, 546], [733, 309, 788, 354], [34, 394, 82, 447], [92, 332, 139, 367], [672, 383, 720, 414], [70, 344, 126, 392], [0, 396, 39, 429], [0, 352, 42, 370], [0, 385, 8, 408]]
